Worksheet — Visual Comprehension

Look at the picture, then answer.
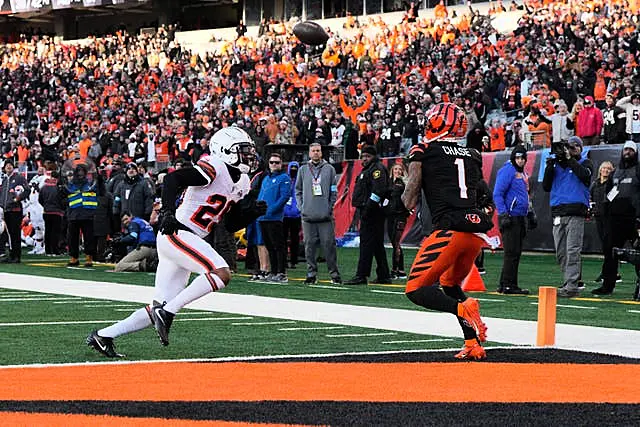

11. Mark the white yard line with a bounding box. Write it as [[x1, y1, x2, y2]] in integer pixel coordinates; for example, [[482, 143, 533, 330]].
[[279, 326, 346, 331], [382, 339, 454, 344], [370, 290, 405, 295], [1, 272, 640, 358], [308, 285, 349, 290], [0, 316, 256, 327], [231, 321, 297, 326], [531, 302, 598, 310], [327, 332, 397, 338], [0, 297, 83, 302]]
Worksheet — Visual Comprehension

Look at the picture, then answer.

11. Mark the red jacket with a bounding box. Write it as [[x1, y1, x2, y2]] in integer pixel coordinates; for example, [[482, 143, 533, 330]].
[[576, 106, 603, 138]]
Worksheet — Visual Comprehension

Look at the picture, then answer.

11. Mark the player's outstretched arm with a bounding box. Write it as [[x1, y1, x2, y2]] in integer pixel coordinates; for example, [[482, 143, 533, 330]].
[[402, 161, 422, 211], [224, 194, 267, 232]]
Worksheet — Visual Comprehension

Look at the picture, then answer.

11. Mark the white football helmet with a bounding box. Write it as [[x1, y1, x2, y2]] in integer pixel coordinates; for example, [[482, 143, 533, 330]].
[[209, 126, 257, 174]]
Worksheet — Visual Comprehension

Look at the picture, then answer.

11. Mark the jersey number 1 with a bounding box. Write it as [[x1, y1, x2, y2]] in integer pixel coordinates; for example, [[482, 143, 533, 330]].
[[454, 158, 468, 199], [191, 194, 230, 232]]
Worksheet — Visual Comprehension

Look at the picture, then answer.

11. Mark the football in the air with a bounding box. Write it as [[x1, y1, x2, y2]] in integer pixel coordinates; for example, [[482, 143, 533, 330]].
[[293, 21, 329, 46]]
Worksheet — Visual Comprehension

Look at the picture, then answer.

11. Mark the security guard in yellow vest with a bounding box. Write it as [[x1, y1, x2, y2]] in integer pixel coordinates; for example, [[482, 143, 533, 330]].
[[64, 164, 98, 267]]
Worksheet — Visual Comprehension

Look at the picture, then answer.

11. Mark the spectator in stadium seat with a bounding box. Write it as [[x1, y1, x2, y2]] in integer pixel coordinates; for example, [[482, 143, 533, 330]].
[[602, 94, 627, 145], [616, 93, 640, 143], [550, 100, 575, 144], [543, 136, 594, 298], [576, 96, 603, 146], [296, 143, 342, 285]]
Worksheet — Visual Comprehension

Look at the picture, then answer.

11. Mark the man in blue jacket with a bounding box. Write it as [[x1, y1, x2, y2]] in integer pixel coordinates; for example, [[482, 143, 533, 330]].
[[543, 136, 594, 298], [258, 153, 291, 283], [283, 161, 301, 269], [113, 212, 158, 272], [493, 145, 535, 295]]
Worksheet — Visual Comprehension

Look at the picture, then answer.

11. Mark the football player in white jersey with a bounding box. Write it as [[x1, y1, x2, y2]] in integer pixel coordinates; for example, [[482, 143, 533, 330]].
[[87, 127, 266, 357]]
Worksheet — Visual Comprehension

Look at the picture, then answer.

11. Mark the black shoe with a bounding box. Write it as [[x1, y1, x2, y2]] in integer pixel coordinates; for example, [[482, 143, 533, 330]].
[[591, 286, 614, 296], [344, 277, 368, 285], [331, 276, 343, 285], [477, 267, 486, 275], [502, 287, 530, 295], [86, 330, 123, 358], [373, 277, 393, 284], [594, 274, 603, 283], [558, 288, 580, 298], [496, 287, 505, 294], [150, 302, 175, 346], [616, 274, 622, 283], [304, 276, 318, 285]]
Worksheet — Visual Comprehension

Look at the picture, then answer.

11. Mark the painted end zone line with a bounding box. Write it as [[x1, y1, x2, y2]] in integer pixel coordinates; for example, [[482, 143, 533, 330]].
[[382, 339, 454, 344]]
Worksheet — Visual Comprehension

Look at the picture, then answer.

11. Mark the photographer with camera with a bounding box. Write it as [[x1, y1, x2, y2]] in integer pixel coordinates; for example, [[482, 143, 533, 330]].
[[113, 212, 158, 272], [543, 136, 594, 298], [592, 141, 640, 296]]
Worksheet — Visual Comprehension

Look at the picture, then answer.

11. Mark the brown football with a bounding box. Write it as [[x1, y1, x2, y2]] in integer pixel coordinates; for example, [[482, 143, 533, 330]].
[[293, 21, 329, 46]]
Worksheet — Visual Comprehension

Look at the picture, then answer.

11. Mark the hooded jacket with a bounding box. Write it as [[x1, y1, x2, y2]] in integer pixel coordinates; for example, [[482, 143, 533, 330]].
[[493, 146, 530, 217], [283, 161, 301, 218], [576, 101, 603, 138]]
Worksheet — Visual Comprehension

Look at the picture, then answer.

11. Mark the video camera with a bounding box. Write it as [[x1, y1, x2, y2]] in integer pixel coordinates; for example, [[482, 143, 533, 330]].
[[613, 247, 640, 301], [551, 141, 569, 159]]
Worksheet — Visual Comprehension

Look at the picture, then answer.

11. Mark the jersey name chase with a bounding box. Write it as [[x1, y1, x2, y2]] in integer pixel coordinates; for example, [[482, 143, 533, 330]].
[[442, 146, 471, 157]]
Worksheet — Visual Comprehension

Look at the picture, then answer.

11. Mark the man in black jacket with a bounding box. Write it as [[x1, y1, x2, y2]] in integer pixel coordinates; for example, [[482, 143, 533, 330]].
[[593, 141, 640, 296], [113, 163, 154, 221], [0, 160, 30, 263], [345, 145, 391, 285]]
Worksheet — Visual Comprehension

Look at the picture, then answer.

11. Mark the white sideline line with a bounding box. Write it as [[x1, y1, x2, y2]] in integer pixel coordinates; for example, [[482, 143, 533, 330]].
[[477, 298, 506, 302], [176, 317, 254, 322], [279, 326, 345, 331], [370, 290, 404, 295], [84, 304, 143, 308], [382, 339, 454, 344], [0, 320, 119, 326], [1, 272, 639, 359], [327, 332, 397, 338], [54, 300, 101, 304], [231, 321, 297, 326], [0, 297, 83, 302], [0, 316, 256, 327], [0, 291, 33, 295], [531, 302, 597, 310], [308, 285, 348, 290], [628, 310, 640, 314], [0, 346, 539, 369]]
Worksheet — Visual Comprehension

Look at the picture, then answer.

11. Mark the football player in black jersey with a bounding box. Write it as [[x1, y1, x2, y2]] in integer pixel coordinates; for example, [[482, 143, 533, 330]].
[[402, 103, 493, 360]]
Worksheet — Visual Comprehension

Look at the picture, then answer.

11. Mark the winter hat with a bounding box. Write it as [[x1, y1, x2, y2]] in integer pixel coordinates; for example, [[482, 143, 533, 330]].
[[361, 145, 377, 156], [623, 141, 637, 152]]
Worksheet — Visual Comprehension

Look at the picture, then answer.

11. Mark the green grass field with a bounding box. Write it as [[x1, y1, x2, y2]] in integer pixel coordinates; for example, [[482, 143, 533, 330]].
[[1, 247, 639, 366]]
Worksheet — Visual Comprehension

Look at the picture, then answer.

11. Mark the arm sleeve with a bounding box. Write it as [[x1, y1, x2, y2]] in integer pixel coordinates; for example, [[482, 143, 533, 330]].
[[568, 158, 593, 187], [370, 165, 388, 202], [120, 222, 141, 245], [143, 183, 154, 219], [161, 167, 209, 213], [272, 177, 292, 213], [542, 161, 555, 192]]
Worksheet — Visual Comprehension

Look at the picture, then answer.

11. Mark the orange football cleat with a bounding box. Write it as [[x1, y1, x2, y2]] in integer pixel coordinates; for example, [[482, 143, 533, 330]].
[[458, 297, 488, 342], [454, 340, 486, 360]]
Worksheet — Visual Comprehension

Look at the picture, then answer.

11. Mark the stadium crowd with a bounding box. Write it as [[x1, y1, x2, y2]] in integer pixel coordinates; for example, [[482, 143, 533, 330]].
[[0, 0, 640, 297]]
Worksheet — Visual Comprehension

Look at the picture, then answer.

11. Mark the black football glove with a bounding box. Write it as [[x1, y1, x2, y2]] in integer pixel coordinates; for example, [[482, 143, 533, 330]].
[[159, 209, 180, 235]]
